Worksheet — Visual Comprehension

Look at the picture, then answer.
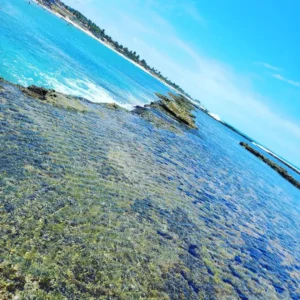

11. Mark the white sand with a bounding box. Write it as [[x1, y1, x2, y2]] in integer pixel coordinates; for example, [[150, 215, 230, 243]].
[[32, 0, 188, 98]]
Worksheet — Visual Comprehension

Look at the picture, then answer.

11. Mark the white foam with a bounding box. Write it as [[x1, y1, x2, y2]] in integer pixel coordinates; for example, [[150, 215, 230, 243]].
[[252, 142, 300, 173], [252, 142, 271, 154], [32, 0, 190, 100], [120, 103, 138, 110], [208, 112, 222, 121], [41, 74, 116, 104], [39, 74, 147, 110]]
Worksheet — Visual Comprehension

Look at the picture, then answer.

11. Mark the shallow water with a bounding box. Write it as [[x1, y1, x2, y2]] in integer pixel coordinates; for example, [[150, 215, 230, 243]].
[[0, 0, 173, 108], [0, 82, 299, 299]]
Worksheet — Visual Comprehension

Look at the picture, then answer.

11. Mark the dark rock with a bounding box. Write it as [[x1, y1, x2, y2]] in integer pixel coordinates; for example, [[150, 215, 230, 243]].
[[222, 278, 233, 285], [240, 142, 300, 189], [157, 230, 173, 240], [180, 270, 200, 294], [27, 85, 49, 99], [234, 255, 242, 263], [273, 284, 285, 294], [235, 288, 249, 300], [207, 268, 214, 275], [102, 102, 125, 110], [4, 202, 14, 213], [188, 244, 201, 259], [146, 93, 198, 129]]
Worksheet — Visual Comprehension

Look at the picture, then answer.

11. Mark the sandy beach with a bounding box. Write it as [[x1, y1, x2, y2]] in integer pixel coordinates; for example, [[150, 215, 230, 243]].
[[31, 0, 188, 99]]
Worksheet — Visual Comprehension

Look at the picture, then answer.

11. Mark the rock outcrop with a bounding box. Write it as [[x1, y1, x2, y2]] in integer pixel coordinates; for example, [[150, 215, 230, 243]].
[[240, 142, 300, 189], [144, 93, 198, 129]]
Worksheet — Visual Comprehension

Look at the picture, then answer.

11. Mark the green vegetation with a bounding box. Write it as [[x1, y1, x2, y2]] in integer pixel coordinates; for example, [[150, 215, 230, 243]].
[[36, 0, 192, 99]]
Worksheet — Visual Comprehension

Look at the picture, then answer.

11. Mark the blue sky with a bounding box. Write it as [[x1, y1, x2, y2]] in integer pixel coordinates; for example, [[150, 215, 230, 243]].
[[65, 0, 300, 167]]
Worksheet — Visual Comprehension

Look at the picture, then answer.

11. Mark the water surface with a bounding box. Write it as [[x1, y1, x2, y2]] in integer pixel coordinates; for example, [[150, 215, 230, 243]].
[[0, 0, 173, 108], [0, 82, 299, 299]]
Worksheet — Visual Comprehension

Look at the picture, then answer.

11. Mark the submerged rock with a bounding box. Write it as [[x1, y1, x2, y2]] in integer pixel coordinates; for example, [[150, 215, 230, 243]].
[[1, 80, 299, 299], [103, 102, 122, 110], [132, 105, 183, 134], [20, 85, 90, 112], [98, 102, 128, 111]]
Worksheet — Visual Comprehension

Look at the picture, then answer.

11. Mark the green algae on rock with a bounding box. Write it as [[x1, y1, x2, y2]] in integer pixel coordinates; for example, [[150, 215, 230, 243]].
[[20, 85, 90, 113], [132, 92, 198, 133], [144, 93, 198, 129]]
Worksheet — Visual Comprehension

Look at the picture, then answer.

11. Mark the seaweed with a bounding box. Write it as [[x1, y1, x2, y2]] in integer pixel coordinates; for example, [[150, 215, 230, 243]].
[[0, 81, 299, 299]]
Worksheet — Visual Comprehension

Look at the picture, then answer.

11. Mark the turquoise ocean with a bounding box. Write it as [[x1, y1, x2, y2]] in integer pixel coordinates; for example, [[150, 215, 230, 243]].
[[0, 0, 173, 109]]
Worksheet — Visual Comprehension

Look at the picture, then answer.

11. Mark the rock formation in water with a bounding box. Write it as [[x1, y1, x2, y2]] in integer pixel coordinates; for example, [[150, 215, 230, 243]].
[[240, 142, 300, 189], [133, 93, 198, 130]]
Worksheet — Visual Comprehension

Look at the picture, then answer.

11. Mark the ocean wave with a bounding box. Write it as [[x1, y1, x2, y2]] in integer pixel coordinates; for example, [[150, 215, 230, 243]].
[[252, 142, 300, 173], [40, 74, 118, 105], [252, 142, 271, 154]]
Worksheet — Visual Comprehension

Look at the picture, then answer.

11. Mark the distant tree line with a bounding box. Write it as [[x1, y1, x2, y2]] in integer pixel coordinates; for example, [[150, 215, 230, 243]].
[[38, 0, 192, 98]]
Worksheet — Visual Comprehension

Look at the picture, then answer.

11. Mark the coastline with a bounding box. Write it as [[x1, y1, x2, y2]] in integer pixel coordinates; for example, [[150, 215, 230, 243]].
[[31, 0, 190, 100]]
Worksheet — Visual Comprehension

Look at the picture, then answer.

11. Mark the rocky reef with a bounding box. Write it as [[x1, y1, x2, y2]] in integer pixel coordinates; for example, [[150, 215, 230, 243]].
[[240, 142, 300, 190], [1, 79, 299, 299], [146, 93, 198, 129], [20, 84, 126, 113], [20, 83, 196, 129]]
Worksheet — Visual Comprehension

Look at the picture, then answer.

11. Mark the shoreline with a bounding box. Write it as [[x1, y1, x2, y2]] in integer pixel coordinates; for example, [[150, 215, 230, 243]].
[[31, 0, 191, 100]]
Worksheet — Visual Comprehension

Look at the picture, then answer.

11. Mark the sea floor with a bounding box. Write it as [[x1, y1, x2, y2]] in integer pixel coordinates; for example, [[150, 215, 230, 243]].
[[0, 81, 299, 299]]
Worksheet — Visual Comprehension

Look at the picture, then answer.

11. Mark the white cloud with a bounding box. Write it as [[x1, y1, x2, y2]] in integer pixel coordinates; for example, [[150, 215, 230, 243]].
[[273, 73, 300, 87], [255, 62, 280, 71], [144, 0, 206, 25], [256, 62, 300, 88], [180, 2, 206, 25], [70, 0, 91, 5]]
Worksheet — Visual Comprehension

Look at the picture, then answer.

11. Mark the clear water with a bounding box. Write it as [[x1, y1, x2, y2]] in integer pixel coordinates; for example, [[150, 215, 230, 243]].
[[0, 0, 173, 109], [0, 81, 299, 298]]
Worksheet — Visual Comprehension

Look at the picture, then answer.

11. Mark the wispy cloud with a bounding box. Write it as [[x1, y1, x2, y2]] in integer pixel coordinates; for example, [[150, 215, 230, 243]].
[[255, 62, 280, 71], [256, 62, 300, 88], [273, 73, 300, 87], [145, 0, 206, 25], [182, 2, 206, 24]]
